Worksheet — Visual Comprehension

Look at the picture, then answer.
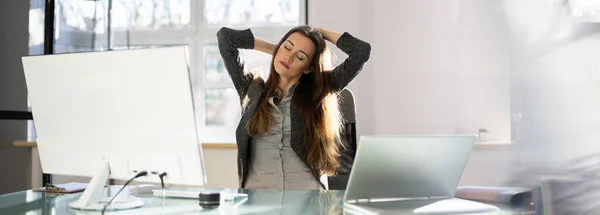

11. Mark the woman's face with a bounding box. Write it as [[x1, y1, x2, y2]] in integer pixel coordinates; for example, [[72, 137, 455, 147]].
[[273, 32, 316, 79]]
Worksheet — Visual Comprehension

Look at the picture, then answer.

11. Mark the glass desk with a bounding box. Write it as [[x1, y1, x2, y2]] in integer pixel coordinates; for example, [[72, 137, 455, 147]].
[[0, 186, 529, 214]]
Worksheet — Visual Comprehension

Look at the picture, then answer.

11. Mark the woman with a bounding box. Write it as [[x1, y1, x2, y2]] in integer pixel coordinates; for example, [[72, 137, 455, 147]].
[[217, 25, 371, 190]]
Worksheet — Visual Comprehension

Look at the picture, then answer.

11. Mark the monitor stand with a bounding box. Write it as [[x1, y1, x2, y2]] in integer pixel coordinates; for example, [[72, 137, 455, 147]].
[[69, 161, 144, 211]]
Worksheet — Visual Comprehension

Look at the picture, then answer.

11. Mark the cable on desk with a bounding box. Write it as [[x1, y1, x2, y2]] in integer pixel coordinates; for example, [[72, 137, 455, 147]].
[[158, 172, 167, 189], [101, 171, 148, 215]]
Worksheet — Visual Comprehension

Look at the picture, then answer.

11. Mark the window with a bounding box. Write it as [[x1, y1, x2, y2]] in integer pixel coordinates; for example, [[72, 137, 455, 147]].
[[28, 0, 45, 141], [569, 0, 600, 22], [37, 0, 306, 143]]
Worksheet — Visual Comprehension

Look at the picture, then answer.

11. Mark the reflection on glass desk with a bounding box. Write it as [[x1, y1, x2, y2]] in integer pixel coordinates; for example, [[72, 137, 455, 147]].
[[0, 186, 528, 215]]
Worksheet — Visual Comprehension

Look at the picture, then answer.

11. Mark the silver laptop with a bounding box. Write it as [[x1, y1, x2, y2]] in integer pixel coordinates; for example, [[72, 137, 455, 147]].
[[343, 135, 499, 214]]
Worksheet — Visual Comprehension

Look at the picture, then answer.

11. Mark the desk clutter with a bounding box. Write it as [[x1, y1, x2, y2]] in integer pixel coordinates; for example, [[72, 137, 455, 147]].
[[455, 186, 533, 205], [32, 182, 87, 194]]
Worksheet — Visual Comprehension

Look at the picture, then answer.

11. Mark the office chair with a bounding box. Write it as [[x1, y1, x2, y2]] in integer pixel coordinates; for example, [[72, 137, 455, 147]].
[[328, 88, 357, 190], [0, 110, 52, 185]]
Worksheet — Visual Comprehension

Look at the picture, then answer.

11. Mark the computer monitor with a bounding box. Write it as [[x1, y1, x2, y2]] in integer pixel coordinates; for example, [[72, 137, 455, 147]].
[[21, 46, 206, 211]]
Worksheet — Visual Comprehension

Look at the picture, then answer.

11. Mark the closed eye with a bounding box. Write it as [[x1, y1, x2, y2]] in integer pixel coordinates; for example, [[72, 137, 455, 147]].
[[297, 56, 305, 61], [284, 46, 291, 50]]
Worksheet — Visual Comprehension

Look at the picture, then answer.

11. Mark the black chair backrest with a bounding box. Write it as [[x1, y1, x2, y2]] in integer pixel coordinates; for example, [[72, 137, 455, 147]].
[[328, 88, 357, 190], [340, 88, 357, 157]]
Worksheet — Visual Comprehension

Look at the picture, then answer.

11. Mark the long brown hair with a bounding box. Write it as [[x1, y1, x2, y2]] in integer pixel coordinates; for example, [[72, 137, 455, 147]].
[[246, 26, 343, 176]]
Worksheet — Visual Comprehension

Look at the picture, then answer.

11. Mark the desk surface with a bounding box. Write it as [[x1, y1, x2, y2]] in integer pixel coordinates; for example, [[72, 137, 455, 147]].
[[0, 186, 528, 215]]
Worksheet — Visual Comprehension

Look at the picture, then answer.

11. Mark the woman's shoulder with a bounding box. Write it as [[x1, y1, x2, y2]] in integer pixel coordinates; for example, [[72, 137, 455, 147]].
[[240, 75, 265, 111], [248, 73, 265, 86], [245, 75, 266, 96]]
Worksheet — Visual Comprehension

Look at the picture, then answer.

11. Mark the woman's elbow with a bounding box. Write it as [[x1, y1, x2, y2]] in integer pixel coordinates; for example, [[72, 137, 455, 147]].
[[358, 42, 372, 62], [216, 27, 231, 40]]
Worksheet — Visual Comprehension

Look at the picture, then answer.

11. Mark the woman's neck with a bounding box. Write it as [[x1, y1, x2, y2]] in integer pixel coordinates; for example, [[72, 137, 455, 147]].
[[278, 76, 300, 97]]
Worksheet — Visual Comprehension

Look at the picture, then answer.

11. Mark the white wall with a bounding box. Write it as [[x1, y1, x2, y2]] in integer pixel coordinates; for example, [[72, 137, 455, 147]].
[[372, 0, 511, 141], [312, 0, 512, 144]]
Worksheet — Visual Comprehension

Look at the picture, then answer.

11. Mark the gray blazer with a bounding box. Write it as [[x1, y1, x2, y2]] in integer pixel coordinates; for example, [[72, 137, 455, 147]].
[[217, 27, 371, 188]]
